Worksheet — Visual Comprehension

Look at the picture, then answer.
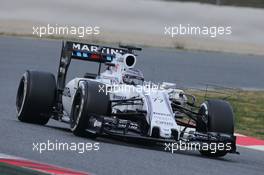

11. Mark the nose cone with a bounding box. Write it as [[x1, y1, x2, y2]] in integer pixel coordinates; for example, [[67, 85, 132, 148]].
[[146, 91, 180, 139]]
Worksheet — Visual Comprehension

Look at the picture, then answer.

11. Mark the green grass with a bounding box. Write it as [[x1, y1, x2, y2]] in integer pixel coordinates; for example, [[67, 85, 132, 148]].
[[186, 89, 264, 139]]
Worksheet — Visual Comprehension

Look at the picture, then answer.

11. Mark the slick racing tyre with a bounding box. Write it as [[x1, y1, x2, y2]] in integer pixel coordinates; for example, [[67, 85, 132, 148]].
[[197, 99, 234, 157], [70, 81, 110, 138], [16, 70, 56, 125]]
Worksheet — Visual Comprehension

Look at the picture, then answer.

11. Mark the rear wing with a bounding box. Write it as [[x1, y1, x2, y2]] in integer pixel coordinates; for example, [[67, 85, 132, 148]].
[[62, 41, 129, 63], [62, 41, 142, 62]]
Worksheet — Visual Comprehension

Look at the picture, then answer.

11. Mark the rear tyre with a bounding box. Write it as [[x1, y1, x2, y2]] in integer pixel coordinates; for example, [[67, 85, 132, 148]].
[[16, 70, 56, 125], [197, 99, 234, 157], [70, 81, 109, 138]]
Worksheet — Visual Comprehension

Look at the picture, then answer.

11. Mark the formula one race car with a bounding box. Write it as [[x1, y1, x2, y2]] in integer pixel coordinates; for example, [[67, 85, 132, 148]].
[[16, 41, 237, 157]]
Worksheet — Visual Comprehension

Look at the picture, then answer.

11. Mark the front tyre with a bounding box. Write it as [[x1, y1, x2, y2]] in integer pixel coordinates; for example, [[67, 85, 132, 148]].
[[197, 99, 235, 157], [70, 81, 109, 138], [16, 70, 56, 125]]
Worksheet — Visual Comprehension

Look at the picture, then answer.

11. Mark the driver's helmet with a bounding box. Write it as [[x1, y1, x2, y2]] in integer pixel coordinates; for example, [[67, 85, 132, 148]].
[[122, 68, 144, 85]]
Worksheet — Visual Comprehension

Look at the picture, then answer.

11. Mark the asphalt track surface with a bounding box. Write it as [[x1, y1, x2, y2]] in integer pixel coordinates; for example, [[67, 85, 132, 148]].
[[0, 36, 263, 175]]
